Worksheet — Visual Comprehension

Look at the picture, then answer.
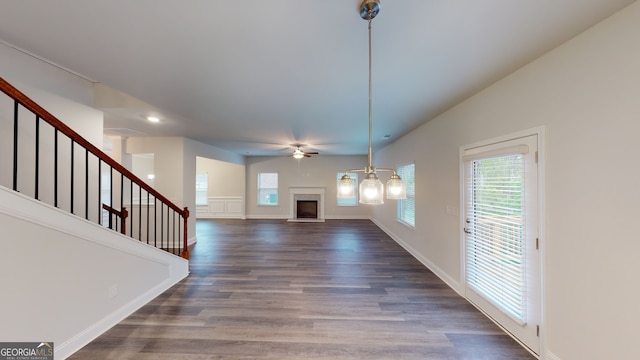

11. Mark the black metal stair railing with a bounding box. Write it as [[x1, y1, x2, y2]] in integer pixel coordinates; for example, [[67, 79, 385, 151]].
[[0, 77, 190, 259]]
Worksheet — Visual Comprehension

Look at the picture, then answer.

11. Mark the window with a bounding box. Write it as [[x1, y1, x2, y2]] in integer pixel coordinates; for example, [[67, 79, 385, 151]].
[[396, 163, 415, 227], [195, 173, 208, 205], [258, 172, 278, 205], [336, 172, 358, 206]]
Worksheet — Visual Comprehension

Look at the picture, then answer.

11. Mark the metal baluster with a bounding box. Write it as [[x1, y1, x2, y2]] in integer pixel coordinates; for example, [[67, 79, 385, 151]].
[[120, 172, 124, 229], [139, 185, 142, 241], [35, 115, 40, 199], [130, 178, 133, 237], [12, 100, 18, 192], [160, 201, 164, 249], [173, 211, 176, 255], [54, 129, 58, 207], [85, 149, 89, 220], [154, 197, 157, 248], [146, 191, 150, 244], [109, 166, 113, 229], [98, 159, 102, 225], [70, 140, 74, 214]]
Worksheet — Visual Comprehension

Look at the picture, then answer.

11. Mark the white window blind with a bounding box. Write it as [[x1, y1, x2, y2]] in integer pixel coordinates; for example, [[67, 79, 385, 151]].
[[258, 172, 278, 205], [465, 153, 527, 324], [397, 163, 415, 227]]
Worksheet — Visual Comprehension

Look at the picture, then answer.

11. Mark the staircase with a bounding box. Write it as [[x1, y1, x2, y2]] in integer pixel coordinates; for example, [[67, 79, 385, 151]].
[[0, 77, 190, 258], [0, 77, 191, 358]]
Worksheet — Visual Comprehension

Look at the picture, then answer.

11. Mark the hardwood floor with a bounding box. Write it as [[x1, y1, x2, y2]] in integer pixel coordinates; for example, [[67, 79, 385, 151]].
[[70, 219, 535, 359]]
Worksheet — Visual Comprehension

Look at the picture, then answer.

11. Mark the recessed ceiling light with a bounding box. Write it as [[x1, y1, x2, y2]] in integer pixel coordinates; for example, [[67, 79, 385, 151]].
[[147, 116, 160, 123]]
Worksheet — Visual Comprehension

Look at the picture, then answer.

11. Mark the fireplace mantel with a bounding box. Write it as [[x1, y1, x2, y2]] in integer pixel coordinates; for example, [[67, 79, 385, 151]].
[[288, 187, 325, 222]]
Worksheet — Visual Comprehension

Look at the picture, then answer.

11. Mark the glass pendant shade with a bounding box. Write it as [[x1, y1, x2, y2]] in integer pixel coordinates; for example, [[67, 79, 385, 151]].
[[338, 174, 355, 198], [359, 173, 384, 205], [386, 174, 407, 200]]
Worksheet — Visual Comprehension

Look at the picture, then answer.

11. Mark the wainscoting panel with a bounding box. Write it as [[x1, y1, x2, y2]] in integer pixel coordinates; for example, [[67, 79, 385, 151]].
[[196, 196, 244, 219]]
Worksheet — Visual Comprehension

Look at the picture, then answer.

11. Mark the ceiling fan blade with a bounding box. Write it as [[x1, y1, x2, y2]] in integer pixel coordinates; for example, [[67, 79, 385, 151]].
[[304, 152, 319, 155]]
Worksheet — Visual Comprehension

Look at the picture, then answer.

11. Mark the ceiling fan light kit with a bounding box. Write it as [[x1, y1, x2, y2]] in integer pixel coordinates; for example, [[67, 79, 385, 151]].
[[293, 148, 305, 159], [338, 0, 407, 205], [292, 145, 318, 159]]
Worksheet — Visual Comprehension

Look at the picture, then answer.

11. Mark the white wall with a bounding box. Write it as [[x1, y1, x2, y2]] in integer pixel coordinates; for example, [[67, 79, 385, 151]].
[[373, 3, 640, 359], [245, 155, 371, 219], [0, 42, 94, 107], [197, 156, 244, 196], [0, 188, 188, 359], [132, 153, 155, 187]]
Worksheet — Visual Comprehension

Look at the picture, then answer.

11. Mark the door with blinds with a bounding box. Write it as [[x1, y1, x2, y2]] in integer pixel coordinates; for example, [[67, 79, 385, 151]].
[[462, 134, 540, 355]]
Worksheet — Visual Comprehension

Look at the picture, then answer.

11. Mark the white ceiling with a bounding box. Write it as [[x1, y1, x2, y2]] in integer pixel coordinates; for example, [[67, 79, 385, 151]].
[[0, 0, 635, 156]]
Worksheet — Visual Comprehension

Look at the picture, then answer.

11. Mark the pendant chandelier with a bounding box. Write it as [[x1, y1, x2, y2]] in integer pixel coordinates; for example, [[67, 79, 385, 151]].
[[338, 0, 406, 205]]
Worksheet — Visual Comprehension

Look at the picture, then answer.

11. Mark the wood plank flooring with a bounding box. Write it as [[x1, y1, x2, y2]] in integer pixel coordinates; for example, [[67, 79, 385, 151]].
[[70, 219, 535, 359]]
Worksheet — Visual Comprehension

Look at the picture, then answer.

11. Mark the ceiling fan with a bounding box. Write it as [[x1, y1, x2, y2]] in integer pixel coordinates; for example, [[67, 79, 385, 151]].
[[292, 146, 318, 159]]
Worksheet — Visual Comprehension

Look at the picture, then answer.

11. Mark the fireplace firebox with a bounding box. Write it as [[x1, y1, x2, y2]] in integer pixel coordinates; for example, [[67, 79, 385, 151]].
[[296, 200, 318, 219]]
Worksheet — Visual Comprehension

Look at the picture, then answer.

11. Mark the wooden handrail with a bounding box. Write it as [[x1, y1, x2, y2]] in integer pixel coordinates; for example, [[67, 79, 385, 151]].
[[102, 203, 128, 235], [0, 78, 185, 217], [0, 77, 189, 258], [102, 203, 127, 218]]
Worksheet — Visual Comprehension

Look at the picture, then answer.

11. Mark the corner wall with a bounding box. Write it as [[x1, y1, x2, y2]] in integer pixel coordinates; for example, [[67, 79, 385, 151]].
[[372, 2, 640, 359]]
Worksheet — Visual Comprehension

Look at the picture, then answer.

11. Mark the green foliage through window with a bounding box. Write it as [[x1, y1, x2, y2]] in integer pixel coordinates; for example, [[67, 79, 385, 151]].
[[397, 163, 415, 226]]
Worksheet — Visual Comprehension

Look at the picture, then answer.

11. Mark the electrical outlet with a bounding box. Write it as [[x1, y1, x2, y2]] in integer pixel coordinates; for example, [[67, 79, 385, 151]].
[[108, 284, 119, 298]]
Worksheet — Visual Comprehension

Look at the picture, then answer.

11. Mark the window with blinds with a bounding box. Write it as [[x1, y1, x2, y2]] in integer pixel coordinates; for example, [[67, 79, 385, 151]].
[[397, 163, 415, 227], [465, 154, 526, 323], [258, 172, 278, 206]]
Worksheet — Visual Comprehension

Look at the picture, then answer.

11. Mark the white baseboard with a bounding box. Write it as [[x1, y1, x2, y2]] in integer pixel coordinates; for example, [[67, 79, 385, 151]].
[[196, 214, 244, 219], [56, 276, 184, 359], [325, 215, 371, 220], [370, 218, 463, 295], [242, 215, 371, 220], [546, 352, 560, 360], [244, 215, 289, 220]]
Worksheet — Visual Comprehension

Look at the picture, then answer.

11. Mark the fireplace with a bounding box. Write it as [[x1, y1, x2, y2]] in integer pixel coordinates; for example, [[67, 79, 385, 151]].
[[288, 187, 325, 222], [296, 200, 318, 219]]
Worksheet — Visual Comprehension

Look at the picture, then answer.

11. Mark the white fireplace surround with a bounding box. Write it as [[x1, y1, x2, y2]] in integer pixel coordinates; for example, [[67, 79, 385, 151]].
[[288, 187, 325, 222]]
